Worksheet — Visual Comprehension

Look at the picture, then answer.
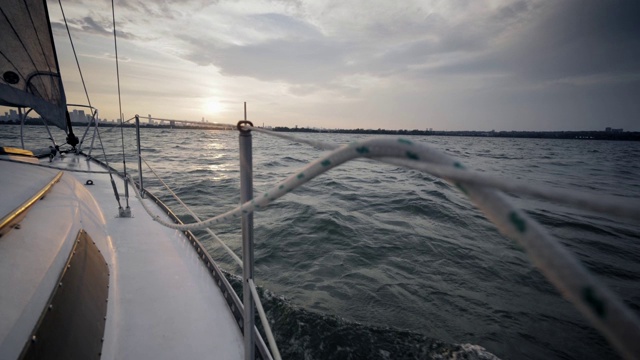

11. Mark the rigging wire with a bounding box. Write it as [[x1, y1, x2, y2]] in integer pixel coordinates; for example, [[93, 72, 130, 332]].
[[98, 116, 136, 134], [57, 0, 91, 110], [111, 0, 129, 209], [77, 109, 98, 148], [94, 123, 124, 209], [56, 0, 122, 209]]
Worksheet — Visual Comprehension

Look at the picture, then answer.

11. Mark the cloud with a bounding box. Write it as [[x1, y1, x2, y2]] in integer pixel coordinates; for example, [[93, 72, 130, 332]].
[[51, 17, 137, 40], [514, 0, 640, 81], [172, 0, 550, 93], [47, 0, 640, 130], [182, 36, 355, 84], [57, 0, 547, 92], [424, 0, 640, 86], [81, 52, 131, 62]]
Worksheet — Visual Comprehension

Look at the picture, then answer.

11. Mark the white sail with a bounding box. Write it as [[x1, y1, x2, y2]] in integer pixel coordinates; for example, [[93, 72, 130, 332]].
[[0, 0, 67, 132]]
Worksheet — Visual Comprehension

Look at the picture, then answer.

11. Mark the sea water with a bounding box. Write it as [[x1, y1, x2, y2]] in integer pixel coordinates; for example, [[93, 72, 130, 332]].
[[2, 125, 640, 359]]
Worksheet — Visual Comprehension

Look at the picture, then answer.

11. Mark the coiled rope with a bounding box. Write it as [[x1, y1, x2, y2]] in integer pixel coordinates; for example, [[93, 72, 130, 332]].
[[127, 133, 640, 359]]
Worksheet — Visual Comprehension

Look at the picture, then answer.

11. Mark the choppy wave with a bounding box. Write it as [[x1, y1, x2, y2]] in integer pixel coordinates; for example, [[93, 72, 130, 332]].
[[226, 273, 500, 360], [6, 125, 640, 360]]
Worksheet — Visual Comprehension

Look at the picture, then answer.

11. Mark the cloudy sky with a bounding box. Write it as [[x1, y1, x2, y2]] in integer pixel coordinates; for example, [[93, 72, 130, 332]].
[[44, 0, 639, 131]]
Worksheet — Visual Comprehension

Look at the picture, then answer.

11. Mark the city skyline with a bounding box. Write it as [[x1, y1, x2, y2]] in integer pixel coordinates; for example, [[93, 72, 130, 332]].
[[4, 0, 640, 131], [0, 110, 223, 127]]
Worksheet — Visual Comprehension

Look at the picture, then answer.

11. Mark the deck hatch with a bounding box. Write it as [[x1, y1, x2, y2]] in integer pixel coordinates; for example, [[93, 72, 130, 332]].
[[20, 229, 109, 360]]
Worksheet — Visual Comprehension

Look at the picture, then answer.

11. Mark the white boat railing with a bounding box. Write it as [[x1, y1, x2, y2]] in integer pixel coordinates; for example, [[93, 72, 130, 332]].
[[126, 111, 279, 360], [238, 110, 259, 360]]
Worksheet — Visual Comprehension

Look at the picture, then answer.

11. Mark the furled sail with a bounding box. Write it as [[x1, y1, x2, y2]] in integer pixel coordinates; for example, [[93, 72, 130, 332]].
[[0, 0, 67, 132]]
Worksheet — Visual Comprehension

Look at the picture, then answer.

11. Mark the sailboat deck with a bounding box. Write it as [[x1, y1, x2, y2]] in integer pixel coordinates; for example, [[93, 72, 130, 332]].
[[0, 154, 244, 359]]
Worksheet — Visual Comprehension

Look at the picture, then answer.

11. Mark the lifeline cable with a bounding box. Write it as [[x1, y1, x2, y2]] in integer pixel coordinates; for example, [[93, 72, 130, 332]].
[[98, 116, 136, 135], [127, 135, 640, 359], [139, 155, 243, 267], [77, 109, 98, 150]]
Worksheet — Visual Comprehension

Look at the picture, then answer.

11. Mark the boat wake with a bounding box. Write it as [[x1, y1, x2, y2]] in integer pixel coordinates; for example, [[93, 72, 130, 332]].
[[225, 273, 500, 360]]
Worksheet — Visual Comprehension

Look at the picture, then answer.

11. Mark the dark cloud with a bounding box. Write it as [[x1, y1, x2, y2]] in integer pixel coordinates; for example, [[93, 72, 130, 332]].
[[509, 0, 640, 80], [250, 13, 322, 39], [492, 0, 532, 24], [51, 17, 136, 40], [428, 0, 640, 84], [76, 16, 110, 36], [115, 0, 212, 21], [50, 21, 67, 33], [360, 19, 497, 77]]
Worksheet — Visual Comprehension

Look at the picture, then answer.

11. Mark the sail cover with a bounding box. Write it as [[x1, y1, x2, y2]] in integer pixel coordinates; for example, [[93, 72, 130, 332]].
[[0, 0, 67, 132]]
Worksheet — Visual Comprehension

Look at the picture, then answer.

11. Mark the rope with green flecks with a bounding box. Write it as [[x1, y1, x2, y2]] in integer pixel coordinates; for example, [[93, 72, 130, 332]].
[[128, 135, 640, 360]]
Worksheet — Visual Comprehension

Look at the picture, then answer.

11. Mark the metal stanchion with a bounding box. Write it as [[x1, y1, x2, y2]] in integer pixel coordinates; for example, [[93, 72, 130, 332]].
[[135, 115, 144, 197], [238, 102, 255, 360]]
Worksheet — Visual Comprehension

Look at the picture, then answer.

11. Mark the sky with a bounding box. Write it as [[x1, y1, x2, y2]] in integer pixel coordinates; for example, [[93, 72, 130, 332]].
[[37, 0, 640, 131]]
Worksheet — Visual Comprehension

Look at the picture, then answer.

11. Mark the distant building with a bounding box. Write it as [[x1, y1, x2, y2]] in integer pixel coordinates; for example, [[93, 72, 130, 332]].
[[9, 109, 18, 121], [606, 127, 623, 133], [70, 109, 87, 123], [148, 114, 153, 125]]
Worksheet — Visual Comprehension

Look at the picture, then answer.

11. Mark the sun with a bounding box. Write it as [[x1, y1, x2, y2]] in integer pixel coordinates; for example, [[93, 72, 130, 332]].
[[203, 98, 224, 115]]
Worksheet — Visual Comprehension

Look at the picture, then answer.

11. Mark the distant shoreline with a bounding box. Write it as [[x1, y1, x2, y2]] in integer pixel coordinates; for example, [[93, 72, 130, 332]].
[[269, 126, 640, 140], [2, 121, 638, 141]]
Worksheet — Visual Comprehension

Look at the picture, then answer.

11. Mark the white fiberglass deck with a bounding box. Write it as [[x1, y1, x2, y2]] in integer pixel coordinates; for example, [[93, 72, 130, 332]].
[[0, 154, 244, 359]]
